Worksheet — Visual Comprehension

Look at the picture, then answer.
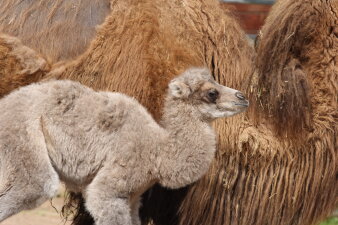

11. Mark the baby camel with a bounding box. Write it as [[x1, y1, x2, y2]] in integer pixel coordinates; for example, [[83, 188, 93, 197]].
[[0, 68, 248, 225]]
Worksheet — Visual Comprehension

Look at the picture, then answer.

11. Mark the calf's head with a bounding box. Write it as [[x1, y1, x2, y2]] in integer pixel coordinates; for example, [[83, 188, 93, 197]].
[[168, 67, 249, 120]]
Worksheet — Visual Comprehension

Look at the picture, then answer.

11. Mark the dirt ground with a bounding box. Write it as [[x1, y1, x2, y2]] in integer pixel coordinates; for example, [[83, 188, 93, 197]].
[[0, 186, 71, 225]]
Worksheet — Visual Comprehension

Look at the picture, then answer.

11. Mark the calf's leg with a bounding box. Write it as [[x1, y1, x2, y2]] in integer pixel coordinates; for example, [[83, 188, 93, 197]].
[[85, 169, 132, 225], [0, 143, 59, 222]]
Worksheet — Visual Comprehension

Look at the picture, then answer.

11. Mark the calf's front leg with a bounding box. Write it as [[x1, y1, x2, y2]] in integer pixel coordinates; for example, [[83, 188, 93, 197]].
[[131, 197, 141, 225], [85, 170, 132, 225]]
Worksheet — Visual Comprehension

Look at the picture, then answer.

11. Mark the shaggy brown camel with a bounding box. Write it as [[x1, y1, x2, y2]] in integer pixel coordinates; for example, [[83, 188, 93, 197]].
[[0, 0, 336, 225], [244, 0, 337, 224]]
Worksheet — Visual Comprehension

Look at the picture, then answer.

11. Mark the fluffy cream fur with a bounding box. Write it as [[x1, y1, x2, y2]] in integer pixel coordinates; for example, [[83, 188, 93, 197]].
[[0, 68, 248, 225]]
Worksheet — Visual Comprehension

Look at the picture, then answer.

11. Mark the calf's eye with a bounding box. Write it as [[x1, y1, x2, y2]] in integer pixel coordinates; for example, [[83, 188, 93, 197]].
[[207, 89, 219, 103]]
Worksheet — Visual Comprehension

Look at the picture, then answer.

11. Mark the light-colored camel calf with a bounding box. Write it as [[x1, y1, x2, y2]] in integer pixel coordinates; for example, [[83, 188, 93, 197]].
[[0, 68, 249, 225]]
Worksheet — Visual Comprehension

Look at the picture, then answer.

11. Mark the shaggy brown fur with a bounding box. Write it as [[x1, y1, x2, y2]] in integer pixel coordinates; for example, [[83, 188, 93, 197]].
[[0, 0, 336, 225], [241, 0, 337, 224], [250, 0, 337, 139], [44, 0, 252, 121], [0, 33, 50, 98], [144, 1, 337, 225], [0, 0, 111, 62]]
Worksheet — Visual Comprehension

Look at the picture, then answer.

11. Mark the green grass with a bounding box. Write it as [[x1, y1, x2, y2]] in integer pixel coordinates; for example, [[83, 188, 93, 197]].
[[320, 217, 338, 225]]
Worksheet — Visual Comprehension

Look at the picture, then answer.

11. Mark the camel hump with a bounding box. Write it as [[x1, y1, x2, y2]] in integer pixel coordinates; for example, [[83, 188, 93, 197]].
[[0, 33, 51, 98], [0, 33, 49, 74]]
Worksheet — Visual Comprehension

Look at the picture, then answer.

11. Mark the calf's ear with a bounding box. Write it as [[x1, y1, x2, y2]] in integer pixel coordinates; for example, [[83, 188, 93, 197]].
[[168, 79, 191, 99]]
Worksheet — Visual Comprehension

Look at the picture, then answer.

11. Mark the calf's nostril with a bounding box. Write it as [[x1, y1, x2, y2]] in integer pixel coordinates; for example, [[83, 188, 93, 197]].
[[235, 92, 246, 100]]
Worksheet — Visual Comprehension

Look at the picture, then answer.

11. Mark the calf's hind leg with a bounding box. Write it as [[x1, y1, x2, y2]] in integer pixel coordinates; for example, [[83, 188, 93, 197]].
[[0, 147, 59, 222], [0, 167, 59, 222]]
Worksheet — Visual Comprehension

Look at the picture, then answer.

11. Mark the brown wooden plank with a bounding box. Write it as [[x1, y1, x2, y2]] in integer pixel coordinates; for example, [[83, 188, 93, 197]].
[[221, 2, 272, 34]]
